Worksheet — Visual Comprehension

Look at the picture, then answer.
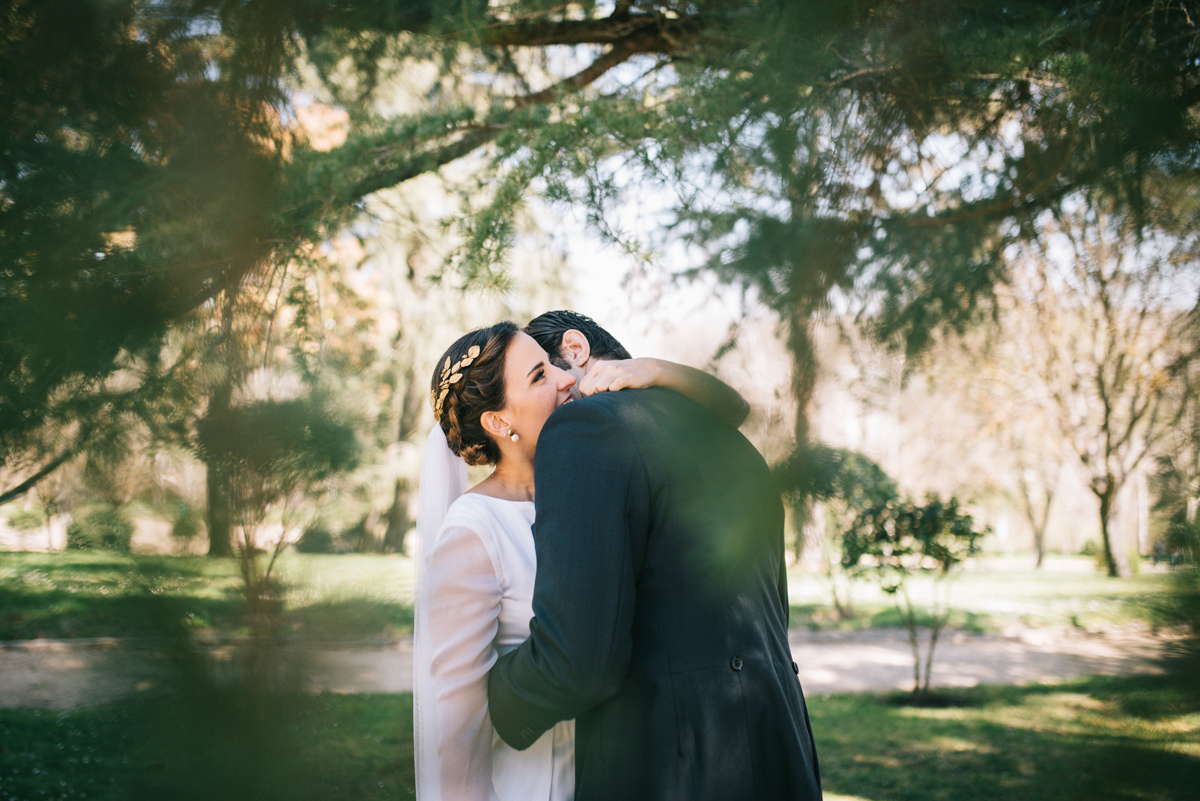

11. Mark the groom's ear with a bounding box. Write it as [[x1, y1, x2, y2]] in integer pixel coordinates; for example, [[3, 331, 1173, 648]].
[[558, 329, 592, 368]]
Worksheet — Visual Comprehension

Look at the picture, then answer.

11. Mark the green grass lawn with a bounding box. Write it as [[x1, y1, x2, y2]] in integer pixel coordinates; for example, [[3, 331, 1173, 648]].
[[0, 550, 1180, 642], [2, 668, 1196, 801], [814, 668, 1200, 801], [0, 552, 415, 641], [0, 692, 416, 801], [788, 557, 1178, 633]]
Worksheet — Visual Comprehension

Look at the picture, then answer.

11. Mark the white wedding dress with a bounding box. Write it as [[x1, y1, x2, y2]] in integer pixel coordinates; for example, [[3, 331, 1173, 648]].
[[414, 426, 575, 801]]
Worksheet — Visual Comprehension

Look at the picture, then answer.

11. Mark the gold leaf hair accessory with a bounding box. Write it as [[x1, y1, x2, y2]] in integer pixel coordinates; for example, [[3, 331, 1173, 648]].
[[432, 344, 481, 422]]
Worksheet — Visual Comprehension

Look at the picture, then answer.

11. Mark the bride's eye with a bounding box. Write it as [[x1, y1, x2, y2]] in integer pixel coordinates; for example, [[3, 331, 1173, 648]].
[[532, 368, 545, 384]]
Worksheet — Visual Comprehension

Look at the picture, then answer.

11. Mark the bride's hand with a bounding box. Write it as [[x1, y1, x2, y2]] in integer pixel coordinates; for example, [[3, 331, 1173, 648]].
[[578, 358, 663, 396]]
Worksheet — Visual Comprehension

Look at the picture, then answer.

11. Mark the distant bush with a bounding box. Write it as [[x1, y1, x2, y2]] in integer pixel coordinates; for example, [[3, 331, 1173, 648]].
[[296, 523, 340, 554], [1165, 520, 1199, 566], [6, 509, 45, 531], [171, 504, 202, 541], [67, 507, 133, 552], [1080, 539, 1128, 572]]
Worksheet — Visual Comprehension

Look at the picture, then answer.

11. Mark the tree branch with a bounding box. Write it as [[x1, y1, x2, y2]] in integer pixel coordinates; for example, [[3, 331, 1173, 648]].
[[339, 25, 675, 207], [0, 448, 78, 505], [897, 141, 1078, 230], [475, 12, 700, 49]]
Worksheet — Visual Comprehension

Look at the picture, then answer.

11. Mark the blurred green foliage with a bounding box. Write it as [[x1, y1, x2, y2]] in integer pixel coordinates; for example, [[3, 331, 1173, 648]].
[[4, 0, 1200, 509], [196, 397, 359, 548], [66, 506, 134, 553], [295, 522, 341, 555], [0, 0, 284, 468], [6, 508, 45, 531], [0, 692, 415, 801], [778, 443, 899, 513], [170, 504, 203, 542]]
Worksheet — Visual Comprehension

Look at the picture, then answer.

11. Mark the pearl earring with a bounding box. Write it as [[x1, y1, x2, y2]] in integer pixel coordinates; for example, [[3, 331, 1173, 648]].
[[508, 429, 520, 443]]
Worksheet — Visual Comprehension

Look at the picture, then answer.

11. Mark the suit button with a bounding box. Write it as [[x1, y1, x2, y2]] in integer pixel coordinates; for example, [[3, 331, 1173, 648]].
[[730, 656, 743, 671], [792, 661, 799, 675]]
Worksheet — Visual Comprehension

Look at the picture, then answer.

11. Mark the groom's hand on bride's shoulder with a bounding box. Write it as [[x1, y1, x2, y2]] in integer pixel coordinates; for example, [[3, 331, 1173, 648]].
[[578, 358, 662, 396]]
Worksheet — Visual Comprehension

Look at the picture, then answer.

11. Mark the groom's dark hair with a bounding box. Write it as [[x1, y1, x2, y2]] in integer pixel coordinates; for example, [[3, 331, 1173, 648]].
[[525, 310, 631, 369]]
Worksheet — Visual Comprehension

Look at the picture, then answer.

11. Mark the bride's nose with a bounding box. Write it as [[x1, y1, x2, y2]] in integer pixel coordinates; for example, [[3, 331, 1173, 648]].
[[555, 368, 576, 391]]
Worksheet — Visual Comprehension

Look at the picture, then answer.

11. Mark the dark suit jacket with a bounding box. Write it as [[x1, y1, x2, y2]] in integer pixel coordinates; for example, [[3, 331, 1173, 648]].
[[487, 387, 821, 801]]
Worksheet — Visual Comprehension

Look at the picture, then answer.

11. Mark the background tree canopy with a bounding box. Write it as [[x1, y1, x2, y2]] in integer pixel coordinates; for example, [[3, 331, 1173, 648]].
[[4, 0, 1199, 499]]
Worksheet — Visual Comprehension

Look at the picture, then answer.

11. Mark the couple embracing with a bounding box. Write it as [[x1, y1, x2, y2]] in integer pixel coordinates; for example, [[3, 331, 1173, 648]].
[[414, 311, 822, 801]]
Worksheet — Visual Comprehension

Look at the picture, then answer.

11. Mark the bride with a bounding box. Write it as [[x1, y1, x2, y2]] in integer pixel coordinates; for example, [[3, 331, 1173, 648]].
[[414, 317, 746, 801]]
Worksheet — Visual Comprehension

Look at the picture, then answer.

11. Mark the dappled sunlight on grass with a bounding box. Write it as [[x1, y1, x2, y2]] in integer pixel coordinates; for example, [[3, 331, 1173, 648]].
[[273, 554, 416, 640], [920, 734, 995, 753], [0, 666, 1194, 799], [810, 674, 1200, 801]]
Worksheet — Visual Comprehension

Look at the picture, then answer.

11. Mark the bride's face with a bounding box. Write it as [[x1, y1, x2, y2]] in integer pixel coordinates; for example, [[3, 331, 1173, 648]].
[[497, 332, 576, 452]]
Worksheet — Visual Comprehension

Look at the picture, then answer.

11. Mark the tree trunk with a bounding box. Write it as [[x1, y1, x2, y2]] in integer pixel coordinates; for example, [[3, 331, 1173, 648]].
[[205, 461, 233, 556], [1136, 472, 1149, 556], [1096, 482, 1130, 578], [1019, 470, 1054, 569], [921, 618, 946, 698], [204, 379, 234, 557], [791, 507, 807, 565], [350, 509, 383, 553], [383, 478, 411, 554], [900, 591, 924, 699]]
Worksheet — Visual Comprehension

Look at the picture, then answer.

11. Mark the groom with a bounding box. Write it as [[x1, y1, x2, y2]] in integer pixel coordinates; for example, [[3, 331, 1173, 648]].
[[487, 311, 822, 800]]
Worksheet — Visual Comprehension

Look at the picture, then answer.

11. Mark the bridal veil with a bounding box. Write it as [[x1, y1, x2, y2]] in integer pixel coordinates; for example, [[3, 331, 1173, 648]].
[[414, 424, 468, 801]]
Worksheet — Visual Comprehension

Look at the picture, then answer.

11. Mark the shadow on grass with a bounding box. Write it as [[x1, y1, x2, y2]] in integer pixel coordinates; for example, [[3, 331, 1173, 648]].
[[1, 553, 414, 642], [1, 553, 245, 639], [0, 583, 246, 640], [811, 671, 1200, 801], [286, 597, 413, 641], [0, 585, 415, 801], [0, 690, 415, 801]]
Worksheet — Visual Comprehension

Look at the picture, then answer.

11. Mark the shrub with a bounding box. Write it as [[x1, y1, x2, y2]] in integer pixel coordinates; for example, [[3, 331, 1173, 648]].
[[6, 509, 45, 531], [843, 493, 988, 700], [67, 507, 133, 552], [296, 523, 339, 554], [1165, 520, 1199, 566], [171, 504, 202, 541]]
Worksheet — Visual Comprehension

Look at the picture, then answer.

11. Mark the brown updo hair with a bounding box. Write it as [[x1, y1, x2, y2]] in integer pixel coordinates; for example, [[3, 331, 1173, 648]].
[[431, 321, 519, 466]]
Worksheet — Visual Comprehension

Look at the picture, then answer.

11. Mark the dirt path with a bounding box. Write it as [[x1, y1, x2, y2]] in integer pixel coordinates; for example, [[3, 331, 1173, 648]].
[[0, 626, 1175, 709]]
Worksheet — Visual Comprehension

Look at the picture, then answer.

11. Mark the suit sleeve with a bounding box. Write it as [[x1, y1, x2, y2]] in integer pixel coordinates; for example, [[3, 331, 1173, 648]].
[[487, 400, 644, 750]]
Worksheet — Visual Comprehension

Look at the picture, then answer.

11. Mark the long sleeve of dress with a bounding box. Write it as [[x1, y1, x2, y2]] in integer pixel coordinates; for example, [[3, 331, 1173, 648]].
[[426, 523, 503, 801]]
